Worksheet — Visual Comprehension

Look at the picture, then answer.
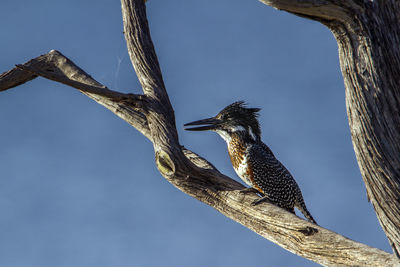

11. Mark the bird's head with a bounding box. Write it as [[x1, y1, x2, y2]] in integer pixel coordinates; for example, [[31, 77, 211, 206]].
[[184, 101, 261, 143]]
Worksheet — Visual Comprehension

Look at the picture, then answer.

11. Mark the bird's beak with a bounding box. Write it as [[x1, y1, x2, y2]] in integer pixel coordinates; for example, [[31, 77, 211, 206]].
[[184, 117, 221, 131]]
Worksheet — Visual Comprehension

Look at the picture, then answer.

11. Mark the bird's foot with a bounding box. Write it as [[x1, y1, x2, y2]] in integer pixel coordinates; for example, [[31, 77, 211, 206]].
[[251, 196, 271, 206], [298, 226, 318, 236], [239, 187, 261, 194]]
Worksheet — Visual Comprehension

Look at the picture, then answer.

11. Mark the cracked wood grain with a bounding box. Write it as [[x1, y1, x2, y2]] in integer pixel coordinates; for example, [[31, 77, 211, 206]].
[[1, 0, 399, 265], [261, 0, 400, 257], [257, 0, 400, 257]]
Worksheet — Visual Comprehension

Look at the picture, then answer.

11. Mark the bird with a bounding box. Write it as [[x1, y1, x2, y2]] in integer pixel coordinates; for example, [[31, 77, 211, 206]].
[[184, 101, 316, 224]]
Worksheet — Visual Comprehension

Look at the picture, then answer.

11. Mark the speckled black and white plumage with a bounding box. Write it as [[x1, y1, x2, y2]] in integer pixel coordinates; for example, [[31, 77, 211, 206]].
[[184, 101, 316, 224], [246, 141, 316, 224]]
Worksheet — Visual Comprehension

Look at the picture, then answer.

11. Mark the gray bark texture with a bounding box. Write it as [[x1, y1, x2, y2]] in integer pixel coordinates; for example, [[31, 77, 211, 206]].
[[259, 0, 400, 257], [0, 0, 399, 266]]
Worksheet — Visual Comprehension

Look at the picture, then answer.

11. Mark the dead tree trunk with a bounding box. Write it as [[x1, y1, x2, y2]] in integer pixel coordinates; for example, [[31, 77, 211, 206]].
[[259, 0, 400, 256], [0, 0, 399, 266]]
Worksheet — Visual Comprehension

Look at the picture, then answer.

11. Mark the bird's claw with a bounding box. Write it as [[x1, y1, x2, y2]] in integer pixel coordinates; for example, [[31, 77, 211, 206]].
[[239, 187, 260, 194], [251, 196, 271, 206]]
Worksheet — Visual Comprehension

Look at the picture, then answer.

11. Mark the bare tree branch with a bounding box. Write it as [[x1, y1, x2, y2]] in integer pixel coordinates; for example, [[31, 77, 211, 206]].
[[257, 0, 371, 24], [0, 67, 37, 90], [121, 0, 182, 168], [1, 0, 399, 265], [0, 50, 151, 139]]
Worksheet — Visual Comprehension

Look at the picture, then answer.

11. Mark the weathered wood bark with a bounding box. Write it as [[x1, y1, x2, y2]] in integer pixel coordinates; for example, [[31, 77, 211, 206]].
[[1, 0, 399, 266], [259, 0, 400, 257]]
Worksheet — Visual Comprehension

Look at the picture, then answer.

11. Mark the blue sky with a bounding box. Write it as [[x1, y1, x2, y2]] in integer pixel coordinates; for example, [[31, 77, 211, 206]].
[[0, 0, 391, 266]]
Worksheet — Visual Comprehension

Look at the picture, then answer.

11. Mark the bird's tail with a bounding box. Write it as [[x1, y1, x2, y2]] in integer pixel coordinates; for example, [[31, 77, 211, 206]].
[[296, 196, 317, 225]]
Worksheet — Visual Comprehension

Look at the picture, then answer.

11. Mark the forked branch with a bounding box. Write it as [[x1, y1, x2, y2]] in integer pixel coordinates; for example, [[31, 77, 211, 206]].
[[0, 0, 398, 265]]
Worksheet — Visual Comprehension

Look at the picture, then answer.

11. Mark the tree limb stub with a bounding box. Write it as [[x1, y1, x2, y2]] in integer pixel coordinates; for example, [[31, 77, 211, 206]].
[[258, 0, 400, 256], [1, 0, 399, 265]]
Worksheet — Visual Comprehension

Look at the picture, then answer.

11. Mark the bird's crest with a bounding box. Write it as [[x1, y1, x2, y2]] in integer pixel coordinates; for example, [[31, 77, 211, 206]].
[[216, 101, 261, 140]]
